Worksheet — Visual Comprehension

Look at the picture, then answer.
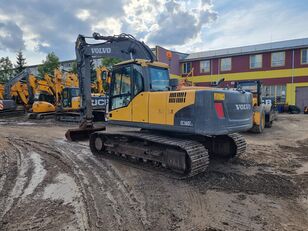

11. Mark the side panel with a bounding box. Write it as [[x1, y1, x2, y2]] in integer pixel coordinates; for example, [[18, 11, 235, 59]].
[[109, 103, 132, 121], [166, 91, 196, 125], [149, 92, 167, 124], [132, 92, 149, 122]]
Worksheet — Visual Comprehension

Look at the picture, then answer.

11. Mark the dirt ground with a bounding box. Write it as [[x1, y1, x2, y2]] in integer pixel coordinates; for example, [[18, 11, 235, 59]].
[[0, 114, 307, 231]]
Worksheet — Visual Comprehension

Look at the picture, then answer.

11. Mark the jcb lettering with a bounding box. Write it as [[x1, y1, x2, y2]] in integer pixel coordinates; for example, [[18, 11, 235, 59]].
[[92, 99, 106, 106]]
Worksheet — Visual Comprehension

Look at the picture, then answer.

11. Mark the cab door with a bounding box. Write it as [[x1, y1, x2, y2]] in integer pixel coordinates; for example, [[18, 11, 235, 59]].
[[132, 65, 149, 123], [108, 65, 132, 122]]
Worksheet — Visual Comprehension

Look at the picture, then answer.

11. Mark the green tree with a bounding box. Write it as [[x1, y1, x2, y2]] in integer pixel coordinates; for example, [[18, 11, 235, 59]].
[[0, 57, 14, 83], [101, 57, 122, 69], [15, 50, 26, 74], [38, 52, 60, 78], [70, 61, 77, 74]]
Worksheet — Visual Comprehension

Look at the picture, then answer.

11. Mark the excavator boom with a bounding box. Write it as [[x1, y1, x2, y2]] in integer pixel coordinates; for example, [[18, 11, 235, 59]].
[[66, 33, 157, 141]]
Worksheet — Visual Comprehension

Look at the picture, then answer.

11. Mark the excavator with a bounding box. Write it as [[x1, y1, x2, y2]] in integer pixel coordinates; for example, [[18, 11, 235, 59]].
[[65, 33, 253, 178], [234, 80, 276, 133], [92, 66, 110, 94], [0, 70, 31, 115], [27, 72, 58, 119], [55, 69, 108, 121]]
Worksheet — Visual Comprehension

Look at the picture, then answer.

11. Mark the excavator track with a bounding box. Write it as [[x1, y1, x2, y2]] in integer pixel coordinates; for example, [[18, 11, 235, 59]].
[[90, 131, 209, 178], [198, 132, 247, 159], [228, 133, 247, 157]]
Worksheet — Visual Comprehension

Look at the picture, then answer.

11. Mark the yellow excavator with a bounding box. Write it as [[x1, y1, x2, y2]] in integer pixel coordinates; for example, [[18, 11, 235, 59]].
[[234, 80, 276, 133], [56, 68, 108, 122], [66, 33, 253, 178], [1, 70, 32, 115], [92, 66, 110, 94], [27, 72, 57, 119]]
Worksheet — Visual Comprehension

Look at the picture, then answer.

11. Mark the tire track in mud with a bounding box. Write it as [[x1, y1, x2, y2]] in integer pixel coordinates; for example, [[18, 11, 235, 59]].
[[1, 130, 308, 231], [0, 137, 90, 230], [0, 140, 28, 221], [11, 137, 149, 230], [55, 140, 149, 230]]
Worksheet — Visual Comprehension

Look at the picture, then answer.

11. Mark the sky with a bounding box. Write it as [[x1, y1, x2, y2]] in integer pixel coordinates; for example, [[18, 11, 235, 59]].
[[0, 0, 308, 65]]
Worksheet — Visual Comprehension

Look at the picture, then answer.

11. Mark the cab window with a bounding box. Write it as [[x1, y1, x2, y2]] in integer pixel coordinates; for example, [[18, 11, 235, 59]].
[[149, 67, 169, 91], [133, 66, 143, 96], [110, 66, 132, 110]]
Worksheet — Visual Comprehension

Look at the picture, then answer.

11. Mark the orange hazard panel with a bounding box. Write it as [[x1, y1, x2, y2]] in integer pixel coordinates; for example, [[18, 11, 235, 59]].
[[166, 51, 173, 60]]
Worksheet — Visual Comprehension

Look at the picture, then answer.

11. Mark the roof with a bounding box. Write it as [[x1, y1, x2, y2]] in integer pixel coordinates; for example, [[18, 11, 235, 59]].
[[182, 37, 308, 61]]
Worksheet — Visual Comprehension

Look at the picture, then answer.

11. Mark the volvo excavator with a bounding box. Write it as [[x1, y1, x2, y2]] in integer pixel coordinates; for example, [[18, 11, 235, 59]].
[[66, 33, 253, 178]]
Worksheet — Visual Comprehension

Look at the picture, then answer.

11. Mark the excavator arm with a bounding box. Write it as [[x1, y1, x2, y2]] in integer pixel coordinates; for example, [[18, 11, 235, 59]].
[[66, 33, 156, 140]]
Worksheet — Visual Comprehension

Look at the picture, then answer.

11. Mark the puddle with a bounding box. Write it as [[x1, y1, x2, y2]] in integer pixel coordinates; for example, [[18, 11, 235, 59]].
[[23, 152, 47, 198], [42, 173, 77, 204], [296, 162, 308, 174], [17, 122, 36, 126]]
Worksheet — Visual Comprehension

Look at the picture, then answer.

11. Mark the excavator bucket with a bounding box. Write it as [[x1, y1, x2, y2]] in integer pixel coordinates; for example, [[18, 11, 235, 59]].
[[65, 125, 106, 141]]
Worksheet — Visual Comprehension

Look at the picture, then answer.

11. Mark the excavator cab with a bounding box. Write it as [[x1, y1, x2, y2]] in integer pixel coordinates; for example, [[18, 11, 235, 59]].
[[61, 87, 80, 110], [33, 92, 55, 104], [31, 92, 56, 114]]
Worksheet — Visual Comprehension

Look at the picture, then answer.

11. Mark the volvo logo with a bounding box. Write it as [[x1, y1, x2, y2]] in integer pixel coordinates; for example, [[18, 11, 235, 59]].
[[91, 48, 111, 54], [235, 104, 251, 110]]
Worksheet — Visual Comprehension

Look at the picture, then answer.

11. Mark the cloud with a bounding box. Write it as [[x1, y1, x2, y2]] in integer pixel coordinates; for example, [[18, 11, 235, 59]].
[[0, 21, 25, 52], [1, 0, 308, 66], [0, 0, 126, 62], [123, 0, 217, 46]]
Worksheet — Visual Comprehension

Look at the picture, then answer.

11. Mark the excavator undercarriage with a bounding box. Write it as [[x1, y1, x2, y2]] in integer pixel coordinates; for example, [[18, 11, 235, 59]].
[[89, 130, 246, 178]]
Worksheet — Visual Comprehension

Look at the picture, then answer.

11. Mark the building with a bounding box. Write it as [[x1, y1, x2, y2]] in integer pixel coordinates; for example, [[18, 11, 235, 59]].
[[171, 38, 308, 111], [27, 58, 102, 76], [21, 38, 308, 112]]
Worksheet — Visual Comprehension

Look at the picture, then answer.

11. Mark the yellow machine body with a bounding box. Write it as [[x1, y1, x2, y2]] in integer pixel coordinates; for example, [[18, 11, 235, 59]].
[[32, 101, 56, 113], [110, 90, 195, 125]]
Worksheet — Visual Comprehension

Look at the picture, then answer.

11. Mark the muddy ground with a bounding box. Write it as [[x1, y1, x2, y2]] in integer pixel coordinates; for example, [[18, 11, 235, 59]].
[[0, 114, 307, 231]]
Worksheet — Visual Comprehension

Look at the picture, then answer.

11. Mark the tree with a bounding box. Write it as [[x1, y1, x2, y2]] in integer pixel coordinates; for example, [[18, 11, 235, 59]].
[[70, 61, 77, 74], [0, 57, 14, 83], [101, 57, 122, 69], [15, 50, 26, 74], [38, 52, 60, 78]]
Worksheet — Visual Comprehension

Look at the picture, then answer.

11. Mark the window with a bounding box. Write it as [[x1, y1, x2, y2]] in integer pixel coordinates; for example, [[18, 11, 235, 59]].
[[301, 49, 308, 64], [149, 67, 169, 91], [271, 52, 285, 67], [262, 84, 286, 103], [182, 62, 191, 74], [250, 54, 262, 69], [220, 58, 232, 71], [133, 66, 143, 96], [111, 66, 131, 110], [200, 60, 210, 73]]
